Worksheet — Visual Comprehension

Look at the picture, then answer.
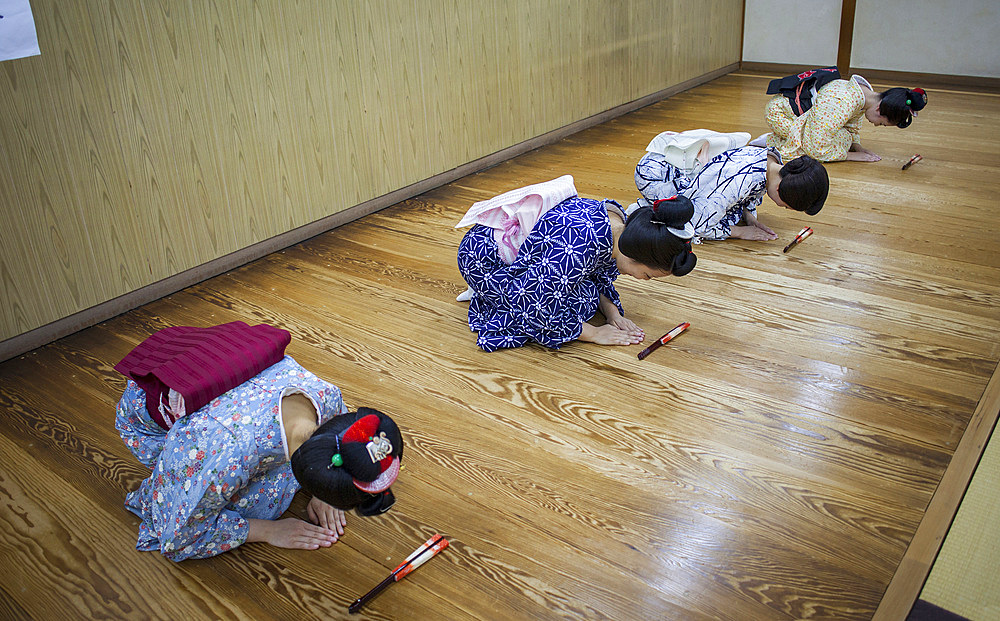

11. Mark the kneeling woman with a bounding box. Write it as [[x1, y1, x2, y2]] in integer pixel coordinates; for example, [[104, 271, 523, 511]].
[[634, 145, 828, 242], [764, 69, 927, 162], [116, 355, 403, 561], [457, 190, 697, 352]]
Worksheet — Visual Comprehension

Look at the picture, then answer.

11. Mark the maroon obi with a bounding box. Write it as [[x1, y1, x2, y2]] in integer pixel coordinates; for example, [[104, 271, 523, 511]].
[[114, 321, 291, 430]]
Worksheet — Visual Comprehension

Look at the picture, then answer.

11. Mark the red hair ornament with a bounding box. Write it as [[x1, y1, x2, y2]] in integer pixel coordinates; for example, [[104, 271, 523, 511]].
[[332, 413, 401, 493], [907, 88, 928, 115], [652, 196, 679, 213]]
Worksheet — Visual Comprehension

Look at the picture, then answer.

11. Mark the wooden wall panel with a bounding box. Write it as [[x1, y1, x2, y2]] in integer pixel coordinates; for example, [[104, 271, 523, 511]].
[[0, 0, 743, 343], [304, 3, 369, 211], [2, 74, 997, 618], [0, 2, 141, 327]]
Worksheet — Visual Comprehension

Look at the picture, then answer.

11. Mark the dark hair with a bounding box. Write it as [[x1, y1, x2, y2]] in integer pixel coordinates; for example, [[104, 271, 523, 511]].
[[618, 196, 697, 276], [291, 407, 403, 516], [878, 87, 928, 128], [777, 156, 828, 216]]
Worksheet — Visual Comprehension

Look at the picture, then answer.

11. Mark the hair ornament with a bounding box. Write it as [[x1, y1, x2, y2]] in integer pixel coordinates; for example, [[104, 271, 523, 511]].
[[366, 432, 393, 463], [651, 196, 677, 212], [668, 222, 696, 240], [328, 435, 343, 469], [341, 412, 402, 493]]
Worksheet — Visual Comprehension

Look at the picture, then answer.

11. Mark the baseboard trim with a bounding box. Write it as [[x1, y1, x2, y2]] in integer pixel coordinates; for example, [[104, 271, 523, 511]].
[[0, 62, 738, 363], [738, 61, 832, 77], [738, 62, 1000, 94]]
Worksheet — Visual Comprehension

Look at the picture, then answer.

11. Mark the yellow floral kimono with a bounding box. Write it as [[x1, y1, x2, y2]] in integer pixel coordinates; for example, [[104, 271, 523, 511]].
[[765, 75, 872, 162]]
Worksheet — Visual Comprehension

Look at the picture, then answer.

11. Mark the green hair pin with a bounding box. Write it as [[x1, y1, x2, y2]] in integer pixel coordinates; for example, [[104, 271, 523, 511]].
[[327, 435, 344, 469]]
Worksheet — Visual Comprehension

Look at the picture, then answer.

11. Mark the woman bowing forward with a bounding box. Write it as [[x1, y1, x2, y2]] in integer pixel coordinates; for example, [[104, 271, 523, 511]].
[[456, 177, 696, 352]]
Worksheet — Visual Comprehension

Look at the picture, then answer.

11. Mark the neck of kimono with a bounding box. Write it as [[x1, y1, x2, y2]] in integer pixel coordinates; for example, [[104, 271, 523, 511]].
[[281, 392, 320, 456], [608, 208, 626, 264]]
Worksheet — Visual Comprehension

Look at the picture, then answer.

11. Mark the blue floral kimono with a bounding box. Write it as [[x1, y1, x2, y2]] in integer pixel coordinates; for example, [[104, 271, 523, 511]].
[[116, 355, 347, 561], [457, 196, 624, 352], [635, 146, 779, 241]]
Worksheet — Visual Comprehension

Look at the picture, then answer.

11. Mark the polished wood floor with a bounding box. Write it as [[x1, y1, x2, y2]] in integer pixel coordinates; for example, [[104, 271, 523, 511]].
[[1, 73, 998, 620]]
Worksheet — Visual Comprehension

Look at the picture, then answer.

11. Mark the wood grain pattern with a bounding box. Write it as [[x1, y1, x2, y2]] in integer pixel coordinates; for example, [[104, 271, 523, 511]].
[[1, 71, 997, 620], [873, 361, 1000, 621], [0, 0, 743, 342]]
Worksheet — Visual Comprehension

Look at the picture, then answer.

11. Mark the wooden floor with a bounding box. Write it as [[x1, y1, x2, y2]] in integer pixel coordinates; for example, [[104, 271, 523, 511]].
[[1, 73, 999, 620]]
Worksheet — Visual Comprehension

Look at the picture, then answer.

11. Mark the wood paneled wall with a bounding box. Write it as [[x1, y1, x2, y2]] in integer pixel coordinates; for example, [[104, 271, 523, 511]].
[[0, 0, 742, 344]]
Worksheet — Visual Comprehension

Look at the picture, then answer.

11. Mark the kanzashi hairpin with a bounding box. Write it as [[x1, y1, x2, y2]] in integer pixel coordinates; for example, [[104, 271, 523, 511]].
[[366, 432, 392, 463], [328, 435, 343, 469]]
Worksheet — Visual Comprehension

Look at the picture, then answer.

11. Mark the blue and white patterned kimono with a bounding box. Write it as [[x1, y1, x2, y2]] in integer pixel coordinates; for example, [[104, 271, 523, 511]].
[[635, 146, 779, 241], [457, 196, 624, 352], [116, 355, 347, 561]]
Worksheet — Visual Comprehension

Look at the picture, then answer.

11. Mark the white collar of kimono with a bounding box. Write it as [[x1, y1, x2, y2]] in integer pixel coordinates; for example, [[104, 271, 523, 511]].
[[850, 74, 873, 91]]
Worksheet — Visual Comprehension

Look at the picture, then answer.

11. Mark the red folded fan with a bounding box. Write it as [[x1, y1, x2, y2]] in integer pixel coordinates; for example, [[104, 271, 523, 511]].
[[114, 321, 291, 430]]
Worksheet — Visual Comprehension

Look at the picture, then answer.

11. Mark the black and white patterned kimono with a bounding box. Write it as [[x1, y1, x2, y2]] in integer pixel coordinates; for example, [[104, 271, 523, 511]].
[[635, 146, 780, 241]]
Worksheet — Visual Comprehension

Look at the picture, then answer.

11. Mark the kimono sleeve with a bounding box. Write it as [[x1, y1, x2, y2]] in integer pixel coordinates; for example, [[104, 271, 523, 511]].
[[800, 82, 863, 161], [688, 159, 764, 241], [315, 381, 348, 417], [138, 421, 254, 561], [502, 216, 605, 348], [692, 191, 747, 241], [764, 95, 796, 142], [590, 258, 623, 318]]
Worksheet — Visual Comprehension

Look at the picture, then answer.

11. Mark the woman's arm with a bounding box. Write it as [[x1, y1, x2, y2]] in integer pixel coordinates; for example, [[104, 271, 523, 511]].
[[579, 321, 644, 346], [687, 155, 767, 241], [800, 82, 865, 161], [596, 294, 644, 341], [136, 428, 292, 560], [845, 143, 881, 161], [597, 294, 621, 322], [734, 211, 777, 240], [729, 225, 777, 241]]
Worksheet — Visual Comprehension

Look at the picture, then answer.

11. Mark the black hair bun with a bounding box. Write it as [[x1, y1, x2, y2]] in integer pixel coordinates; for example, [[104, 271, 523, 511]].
[[651, 195, 695, 227], [290, 407, 404, 514], [908, 88, 928, 112], [671, 244, 697, 277], [781, 155, 815, 174]]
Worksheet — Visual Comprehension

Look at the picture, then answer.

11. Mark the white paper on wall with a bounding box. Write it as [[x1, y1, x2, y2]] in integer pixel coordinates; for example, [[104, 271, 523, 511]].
[[0, 0, 41, 62]]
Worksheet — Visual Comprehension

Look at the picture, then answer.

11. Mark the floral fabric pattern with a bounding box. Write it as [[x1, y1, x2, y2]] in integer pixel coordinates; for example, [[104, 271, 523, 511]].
[[765, 78, 866, 162], [116, 355, 346, 561]]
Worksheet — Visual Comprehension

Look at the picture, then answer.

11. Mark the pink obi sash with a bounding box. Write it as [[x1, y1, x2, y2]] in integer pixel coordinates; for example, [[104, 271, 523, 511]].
[[455, 175, 578, 264]]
